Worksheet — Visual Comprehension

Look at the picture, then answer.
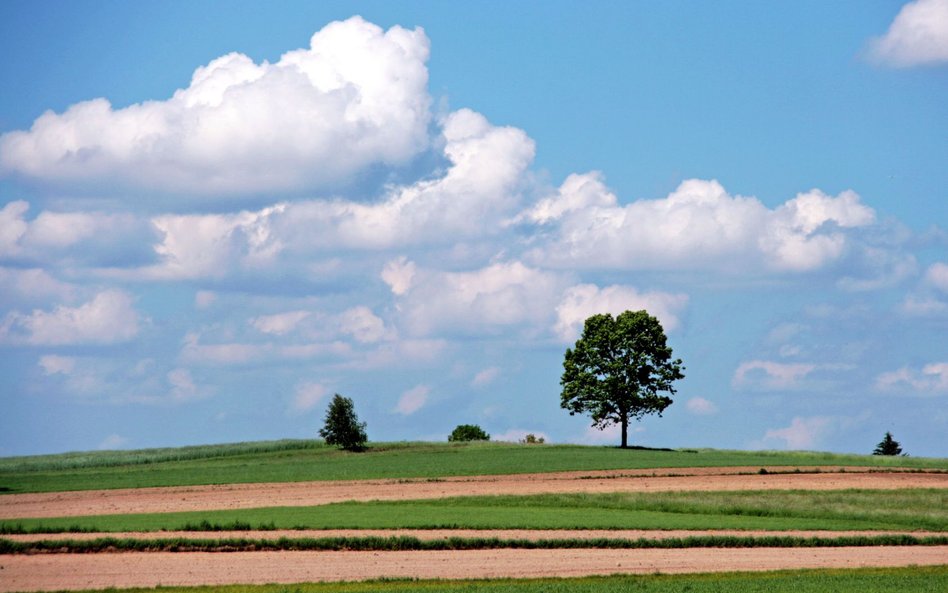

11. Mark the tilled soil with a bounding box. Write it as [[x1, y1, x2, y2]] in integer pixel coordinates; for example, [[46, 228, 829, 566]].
[[2, 546, 947, 591], [2, 466, 945, 591], [2, 466, 944, 519]]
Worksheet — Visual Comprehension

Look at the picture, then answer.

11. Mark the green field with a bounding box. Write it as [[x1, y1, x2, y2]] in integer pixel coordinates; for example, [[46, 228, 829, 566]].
[[4, 489, 945, 533], [1, 440, 945, 494], [22, 567, 947, 593], [3, 533, 947, 554]]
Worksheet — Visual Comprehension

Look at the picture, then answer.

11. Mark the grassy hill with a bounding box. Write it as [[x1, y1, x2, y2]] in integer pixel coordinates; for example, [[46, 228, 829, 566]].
[[2, 439, 945, 494]]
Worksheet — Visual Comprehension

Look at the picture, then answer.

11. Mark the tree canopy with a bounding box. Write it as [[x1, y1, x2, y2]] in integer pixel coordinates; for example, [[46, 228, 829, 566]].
[[448, 424, 490, 442], [873, 431, 903, 456], [319, 394, 367, 452], [560, 310, 684, 448]]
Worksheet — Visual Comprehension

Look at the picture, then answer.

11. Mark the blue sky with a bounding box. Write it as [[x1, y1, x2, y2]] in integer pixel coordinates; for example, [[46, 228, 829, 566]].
[[2, 0, 947, 457]]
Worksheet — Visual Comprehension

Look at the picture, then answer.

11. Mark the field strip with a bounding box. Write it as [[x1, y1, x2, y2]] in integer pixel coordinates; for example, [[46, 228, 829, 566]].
[[5, 528, 945, 542], [2, 546, 946, 591], [3, 466, 945, 519]]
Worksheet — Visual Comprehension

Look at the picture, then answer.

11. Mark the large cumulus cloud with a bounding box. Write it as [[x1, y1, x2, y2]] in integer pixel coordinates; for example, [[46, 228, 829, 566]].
[[0, 17, 432, 197]]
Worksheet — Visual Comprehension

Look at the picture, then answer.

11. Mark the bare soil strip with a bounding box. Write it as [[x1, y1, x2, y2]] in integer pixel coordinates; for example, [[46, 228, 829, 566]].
[[2, 546, 947, 591], [5, 528, 945, 543], [3, 467, 945, 520]]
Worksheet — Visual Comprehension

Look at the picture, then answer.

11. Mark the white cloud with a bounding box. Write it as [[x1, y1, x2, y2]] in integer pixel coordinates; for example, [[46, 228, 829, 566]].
[[869, 0, 948, 67], [194, 290, 217, 309], [0, 267, 75, 305], [526, 177, 876, 273], [685, 397, 718, 415], [554, 283, 688, 342], [493, 428, 550, 443], [250, 310, 311, 335], [1, 290, 140, 345], [518, 171, 617, 224], [339, 306, 388, 344], [97, 434, 129, 450], [875, 363, 948, 394], [382, 256, 416, 295], [275, 108, 535, 250], [760, 416, 831, 450], [0, 17, 432, 196], [732, 360, 817, 390], [167, 368, 204, 401], [292, 382, 329, 412], [398, 261, 565, 337], [131, 204, 284, 280], [471, 366, 501, 387], [926, 262, 948, 293], [38, 355, 76, 375], [180, 332, 270, 365], [0, 201, 28, 256], [395, 384, 429, 415]]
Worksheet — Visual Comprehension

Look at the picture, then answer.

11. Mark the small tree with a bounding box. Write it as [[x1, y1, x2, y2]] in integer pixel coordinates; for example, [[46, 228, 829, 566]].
[[520, 433, 545, 445], [561, 310, 684, 448], [873, 431, 903, 456], [448, 424, 490, 442], [319, 394, 367, 451]]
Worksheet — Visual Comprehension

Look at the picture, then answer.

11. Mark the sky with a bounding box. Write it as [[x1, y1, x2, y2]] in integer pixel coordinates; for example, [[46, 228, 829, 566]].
[[1, 0, 947, 458]]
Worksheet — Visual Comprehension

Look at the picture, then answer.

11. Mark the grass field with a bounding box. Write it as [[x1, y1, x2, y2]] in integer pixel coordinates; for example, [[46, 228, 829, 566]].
[[4, 489, 945, 533], [1, 440, 945, 494], [18, 567, 946, 593]]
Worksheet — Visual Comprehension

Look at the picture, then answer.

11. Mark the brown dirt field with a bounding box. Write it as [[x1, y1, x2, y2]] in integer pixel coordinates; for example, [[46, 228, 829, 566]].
[[3, 466, 945, 520], [2, 546, 947, 591], [3, 466, 945, 591]]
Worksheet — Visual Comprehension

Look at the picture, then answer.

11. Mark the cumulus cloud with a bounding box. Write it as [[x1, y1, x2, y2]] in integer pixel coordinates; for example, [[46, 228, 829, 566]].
[[292, 382, 329, 412], [0, 267, 75, 306], [397, 260, 565, 337], [1, 290, 140, 345], [0, 17, 432, 196], [875, 363, 948, 394], [471, 366, 501, 387], [339, 306, 388, 343], [38, 354, 76, 375], [274, 109, 535, 250], [167, 368, 205, 401], [554, 283, 688, 342], [732, 360, 817, 390], [760, 416, 831, 450], [250, 310, 311, 335], [926, 262, 948, 292], [869, 0, 948, 67], [525, 176, 876, 273], [685, 397, 718, 415], [97, 434, 129, 450], [382, 256, 416, 295], [493, 428, 550, 443], [395, 384, 429, 415]]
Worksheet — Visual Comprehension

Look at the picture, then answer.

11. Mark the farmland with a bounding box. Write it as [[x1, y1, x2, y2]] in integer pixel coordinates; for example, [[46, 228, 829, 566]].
[[1, 440, 946, 591]]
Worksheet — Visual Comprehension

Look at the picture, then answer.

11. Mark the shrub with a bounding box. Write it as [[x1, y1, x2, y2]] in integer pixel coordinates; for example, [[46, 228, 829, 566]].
[[448, 424, 490, 442], [520, 433, 546, 444]]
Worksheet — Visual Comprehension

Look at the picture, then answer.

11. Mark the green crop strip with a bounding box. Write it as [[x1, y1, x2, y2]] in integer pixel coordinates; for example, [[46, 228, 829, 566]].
[[2, 440, 945, 494], [3, 533, 947, 554], [4, 489, 944, 534]]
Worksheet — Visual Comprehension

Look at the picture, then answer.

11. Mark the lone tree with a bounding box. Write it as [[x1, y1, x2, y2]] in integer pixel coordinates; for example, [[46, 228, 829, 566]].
[[448, 424, 490, 442], [873, 431, 903, 456], [319, 394, 367, 451], [560, 310, 684, 448]]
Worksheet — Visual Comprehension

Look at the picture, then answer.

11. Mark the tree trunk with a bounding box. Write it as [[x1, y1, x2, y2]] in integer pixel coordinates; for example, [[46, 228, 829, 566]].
[[620, 416, 628, 448]]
